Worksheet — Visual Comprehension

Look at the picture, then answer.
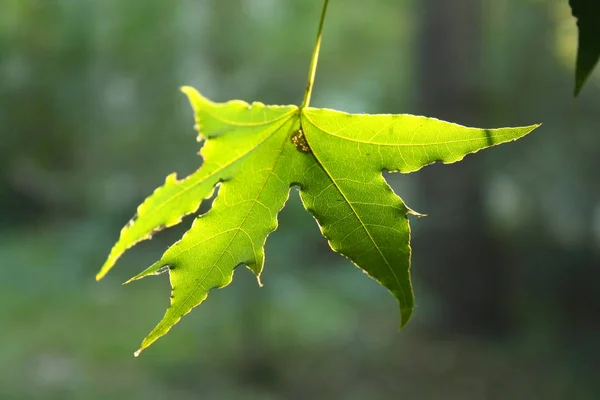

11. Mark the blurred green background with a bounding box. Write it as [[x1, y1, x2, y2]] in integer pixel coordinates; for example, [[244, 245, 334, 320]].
[[1, 0, 599, 398]]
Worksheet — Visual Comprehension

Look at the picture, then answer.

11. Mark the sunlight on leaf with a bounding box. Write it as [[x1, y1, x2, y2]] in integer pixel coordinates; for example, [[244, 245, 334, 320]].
[[98, 87, 538, 355]]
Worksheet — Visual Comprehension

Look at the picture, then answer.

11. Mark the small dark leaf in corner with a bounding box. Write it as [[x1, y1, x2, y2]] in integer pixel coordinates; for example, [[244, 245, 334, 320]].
[[570, 0, 600, 95]]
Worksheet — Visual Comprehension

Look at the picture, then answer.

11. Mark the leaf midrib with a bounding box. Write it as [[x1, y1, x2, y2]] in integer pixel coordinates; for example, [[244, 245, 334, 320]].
[[202, 104, 297, 128], [303, 112, 519, 147], [139, 113, 295, 223]]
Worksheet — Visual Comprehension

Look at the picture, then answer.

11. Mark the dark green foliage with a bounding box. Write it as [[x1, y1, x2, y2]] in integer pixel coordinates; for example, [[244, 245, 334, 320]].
[[570, 0, 600, 95]]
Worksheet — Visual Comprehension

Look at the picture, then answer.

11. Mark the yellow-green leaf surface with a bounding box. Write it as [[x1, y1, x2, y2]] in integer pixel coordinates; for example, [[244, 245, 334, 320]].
[[99, 87, 538, 355]]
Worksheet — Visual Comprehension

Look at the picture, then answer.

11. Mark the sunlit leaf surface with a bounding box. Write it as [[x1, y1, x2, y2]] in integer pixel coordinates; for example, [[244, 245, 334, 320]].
[[98, 87, 538, 355]]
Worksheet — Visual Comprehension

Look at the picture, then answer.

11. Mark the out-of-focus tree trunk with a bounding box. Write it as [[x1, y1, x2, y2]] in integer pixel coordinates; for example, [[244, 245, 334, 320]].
[[414, 0, 513, 335]]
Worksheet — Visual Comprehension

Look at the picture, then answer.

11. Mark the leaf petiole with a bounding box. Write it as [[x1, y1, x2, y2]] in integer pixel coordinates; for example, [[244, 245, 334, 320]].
[[300, 0, 330, 109]]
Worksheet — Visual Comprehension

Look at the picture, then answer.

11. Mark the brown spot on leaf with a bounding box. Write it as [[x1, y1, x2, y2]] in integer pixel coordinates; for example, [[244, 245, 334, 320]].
[[291, 129, 311, 153]]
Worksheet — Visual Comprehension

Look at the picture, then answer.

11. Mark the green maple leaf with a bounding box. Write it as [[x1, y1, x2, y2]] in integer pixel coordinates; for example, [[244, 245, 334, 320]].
[[97, 1, 539, 356], [97, 88, 538, 355], [570, 0, 600, 95]]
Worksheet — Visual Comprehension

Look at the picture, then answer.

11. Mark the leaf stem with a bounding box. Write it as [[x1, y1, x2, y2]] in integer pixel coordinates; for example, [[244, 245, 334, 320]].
[[301, 0, 330, 109]]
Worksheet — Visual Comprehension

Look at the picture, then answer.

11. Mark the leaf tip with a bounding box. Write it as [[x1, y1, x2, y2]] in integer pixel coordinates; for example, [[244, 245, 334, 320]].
[[399, 306, 413, 329], [573, 60, 598, 97], [123, 264, 170, 285], [180, 86, 204, 110], [122, 273, 141, 286], [95, 264, 110, 281], [407, 207, 427, 218], [245, 264, 265, 287], [179, 85, 196, 96], [521, 123, 542, 134], [134, 349, 142, 358]]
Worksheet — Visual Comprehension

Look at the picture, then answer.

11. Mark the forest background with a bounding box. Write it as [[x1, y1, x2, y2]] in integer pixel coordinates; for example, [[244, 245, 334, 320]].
[[0, 0, 599, 398]]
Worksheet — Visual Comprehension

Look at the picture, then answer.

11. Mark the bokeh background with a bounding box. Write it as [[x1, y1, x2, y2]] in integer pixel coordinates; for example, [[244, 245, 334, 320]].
[[1, 0, 599, 398]]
